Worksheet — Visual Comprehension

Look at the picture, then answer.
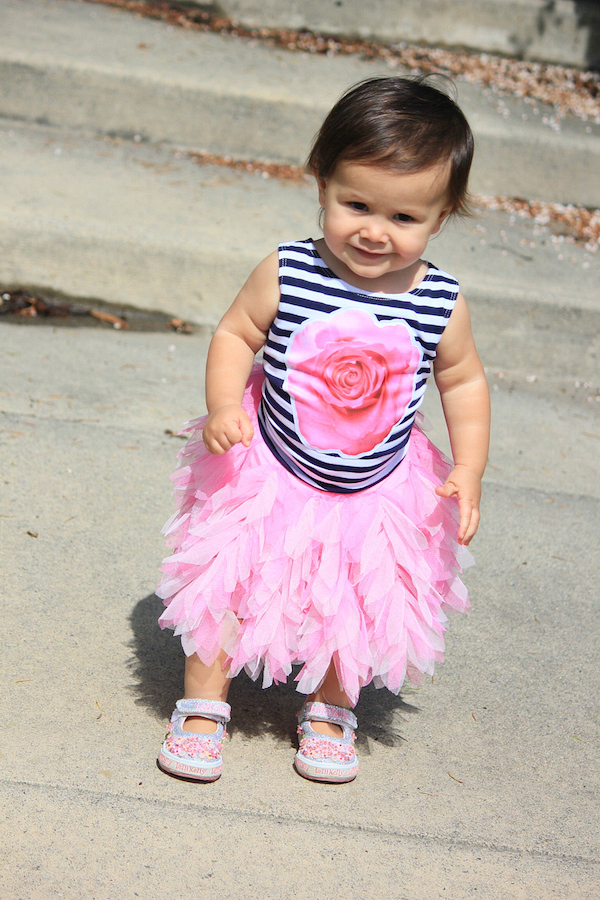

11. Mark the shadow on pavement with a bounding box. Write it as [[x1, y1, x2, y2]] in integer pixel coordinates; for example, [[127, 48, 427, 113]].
[[129, 593, 418, 750], [574, 0, 600, 70]]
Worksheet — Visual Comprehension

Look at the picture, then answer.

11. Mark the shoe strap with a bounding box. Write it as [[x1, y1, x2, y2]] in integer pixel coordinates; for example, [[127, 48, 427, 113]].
[[175, 698, 231, 723], [299, 702, 357, 731]]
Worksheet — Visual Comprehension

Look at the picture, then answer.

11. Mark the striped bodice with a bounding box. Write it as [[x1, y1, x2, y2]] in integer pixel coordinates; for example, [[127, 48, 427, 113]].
[[258, 239, 459, 493]]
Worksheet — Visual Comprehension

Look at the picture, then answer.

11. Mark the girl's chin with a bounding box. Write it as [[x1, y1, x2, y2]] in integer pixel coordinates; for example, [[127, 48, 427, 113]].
[[345, 256, 395, 280]]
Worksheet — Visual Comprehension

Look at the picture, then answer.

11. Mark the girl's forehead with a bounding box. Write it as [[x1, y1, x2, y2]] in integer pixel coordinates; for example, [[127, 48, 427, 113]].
[[330, 160, 451, 204]]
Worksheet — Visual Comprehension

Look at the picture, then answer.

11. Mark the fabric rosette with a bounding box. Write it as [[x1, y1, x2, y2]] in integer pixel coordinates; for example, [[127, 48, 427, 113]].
[[285, 308, 422, 455]]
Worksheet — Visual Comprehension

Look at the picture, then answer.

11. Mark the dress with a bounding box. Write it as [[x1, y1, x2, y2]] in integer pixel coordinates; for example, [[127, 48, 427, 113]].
[[157, 240, 473, 705]]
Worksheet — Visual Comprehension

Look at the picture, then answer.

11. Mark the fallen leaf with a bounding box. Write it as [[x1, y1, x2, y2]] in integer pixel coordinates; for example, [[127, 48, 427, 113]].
[[168, 317, 194, 334], [90, 309, 130, 329]]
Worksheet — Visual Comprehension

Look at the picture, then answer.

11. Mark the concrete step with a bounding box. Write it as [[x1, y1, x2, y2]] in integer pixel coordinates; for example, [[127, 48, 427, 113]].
[[2, 0, 600, 206], [215, 0, 600, 69], [1, 120, 597, 323]]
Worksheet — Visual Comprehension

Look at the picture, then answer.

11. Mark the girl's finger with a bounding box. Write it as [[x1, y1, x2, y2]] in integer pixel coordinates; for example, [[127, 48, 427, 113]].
[[459, 505, 480, 545], [435, 480, 458, 498], [239, 417, 255, 447]]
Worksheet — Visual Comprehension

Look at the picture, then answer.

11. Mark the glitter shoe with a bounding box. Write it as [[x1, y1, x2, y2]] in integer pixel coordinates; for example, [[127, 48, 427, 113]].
[[157, 698, 231, 782], [294, 701, 359, 783]]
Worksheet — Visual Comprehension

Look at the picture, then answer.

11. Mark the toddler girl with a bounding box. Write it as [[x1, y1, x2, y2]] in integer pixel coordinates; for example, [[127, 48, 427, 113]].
[[156, 76, 490, 783]]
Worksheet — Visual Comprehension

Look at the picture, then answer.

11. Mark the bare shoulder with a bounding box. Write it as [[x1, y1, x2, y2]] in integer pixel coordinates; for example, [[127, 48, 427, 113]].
[[438, 292, 472, 341], [435, 292, 479, 371], [238, 251, 280, 315], [222, 250, 281, 337], [245, 250, 280, 290]]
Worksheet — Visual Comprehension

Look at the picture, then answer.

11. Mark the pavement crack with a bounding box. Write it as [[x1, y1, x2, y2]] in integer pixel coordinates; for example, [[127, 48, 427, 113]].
[[4, 777, 599, 867]]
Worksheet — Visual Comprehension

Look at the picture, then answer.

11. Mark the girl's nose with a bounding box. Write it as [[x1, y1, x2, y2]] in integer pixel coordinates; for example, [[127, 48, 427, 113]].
[[359, 218, 388, 244]]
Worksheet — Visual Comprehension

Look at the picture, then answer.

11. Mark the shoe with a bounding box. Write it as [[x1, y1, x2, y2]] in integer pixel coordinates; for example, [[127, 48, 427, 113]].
[[157, 698, 231, 782], [294, 701, 359, 783]]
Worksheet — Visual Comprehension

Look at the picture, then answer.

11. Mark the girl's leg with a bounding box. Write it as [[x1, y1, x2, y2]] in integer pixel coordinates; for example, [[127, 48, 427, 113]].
[[182, 649, 231, 734], [307, 661, 354, 738]]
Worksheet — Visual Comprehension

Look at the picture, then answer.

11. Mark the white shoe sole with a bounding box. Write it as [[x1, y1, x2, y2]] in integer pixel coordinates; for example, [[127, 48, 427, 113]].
[[157, 747, 223, 782]]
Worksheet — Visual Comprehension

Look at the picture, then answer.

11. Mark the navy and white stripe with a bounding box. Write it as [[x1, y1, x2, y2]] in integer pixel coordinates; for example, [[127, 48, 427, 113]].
[[258, 239, 459, 493]]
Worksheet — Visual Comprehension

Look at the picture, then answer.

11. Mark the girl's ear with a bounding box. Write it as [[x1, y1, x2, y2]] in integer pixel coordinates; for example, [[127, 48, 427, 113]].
[[316, 176, 327, 206], [431, 206, 452, 235]]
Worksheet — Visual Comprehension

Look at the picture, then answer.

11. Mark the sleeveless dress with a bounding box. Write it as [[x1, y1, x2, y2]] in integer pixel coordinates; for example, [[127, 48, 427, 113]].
[[157, 240, 472, 705]]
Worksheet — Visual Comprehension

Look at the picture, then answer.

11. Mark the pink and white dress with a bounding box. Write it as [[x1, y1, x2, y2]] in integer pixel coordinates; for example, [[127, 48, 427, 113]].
[[157, 240, 472, 705]]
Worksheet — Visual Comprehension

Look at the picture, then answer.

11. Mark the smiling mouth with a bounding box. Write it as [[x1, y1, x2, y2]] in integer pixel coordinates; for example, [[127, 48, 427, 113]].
[[353, 247, 386, 260]]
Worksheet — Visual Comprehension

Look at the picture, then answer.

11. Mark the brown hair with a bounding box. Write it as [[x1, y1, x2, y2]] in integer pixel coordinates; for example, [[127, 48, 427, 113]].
[[307, 76, 474, 216]]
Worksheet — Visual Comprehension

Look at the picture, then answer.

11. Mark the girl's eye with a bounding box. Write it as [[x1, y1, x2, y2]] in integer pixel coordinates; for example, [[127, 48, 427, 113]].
[[349, 202, 368, 212], [394, 213, 414, 223]]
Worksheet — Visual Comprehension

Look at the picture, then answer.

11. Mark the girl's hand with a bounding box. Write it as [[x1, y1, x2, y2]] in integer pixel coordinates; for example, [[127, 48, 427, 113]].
[[435, 465, 482, 546], [202, 404, 254, 454]]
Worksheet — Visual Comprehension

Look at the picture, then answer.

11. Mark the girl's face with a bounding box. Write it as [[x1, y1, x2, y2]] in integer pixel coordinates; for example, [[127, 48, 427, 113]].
[[317, 160, 451, 293]]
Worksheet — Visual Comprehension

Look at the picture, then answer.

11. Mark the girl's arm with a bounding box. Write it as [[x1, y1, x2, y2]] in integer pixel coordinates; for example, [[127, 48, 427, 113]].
[[433, 293, 491, 545], [202, 251, 280, 454]]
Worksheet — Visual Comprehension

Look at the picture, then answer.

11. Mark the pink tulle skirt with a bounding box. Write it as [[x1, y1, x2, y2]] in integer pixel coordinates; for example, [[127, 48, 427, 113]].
[[157, 366, 472, 705]]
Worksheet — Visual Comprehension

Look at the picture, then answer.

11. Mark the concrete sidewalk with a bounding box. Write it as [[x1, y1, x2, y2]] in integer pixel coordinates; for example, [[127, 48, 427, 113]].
[[1, 308, 598, 898]]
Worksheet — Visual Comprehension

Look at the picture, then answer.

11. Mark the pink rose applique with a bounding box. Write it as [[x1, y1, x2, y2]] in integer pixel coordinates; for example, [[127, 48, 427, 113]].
[[285, 308, 421, 455]]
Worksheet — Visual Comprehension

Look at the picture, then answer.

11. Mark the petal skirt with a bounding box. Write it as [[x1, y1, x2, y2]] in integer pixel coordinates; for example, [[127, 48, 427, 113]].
[[157, 366, 472, 705]]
